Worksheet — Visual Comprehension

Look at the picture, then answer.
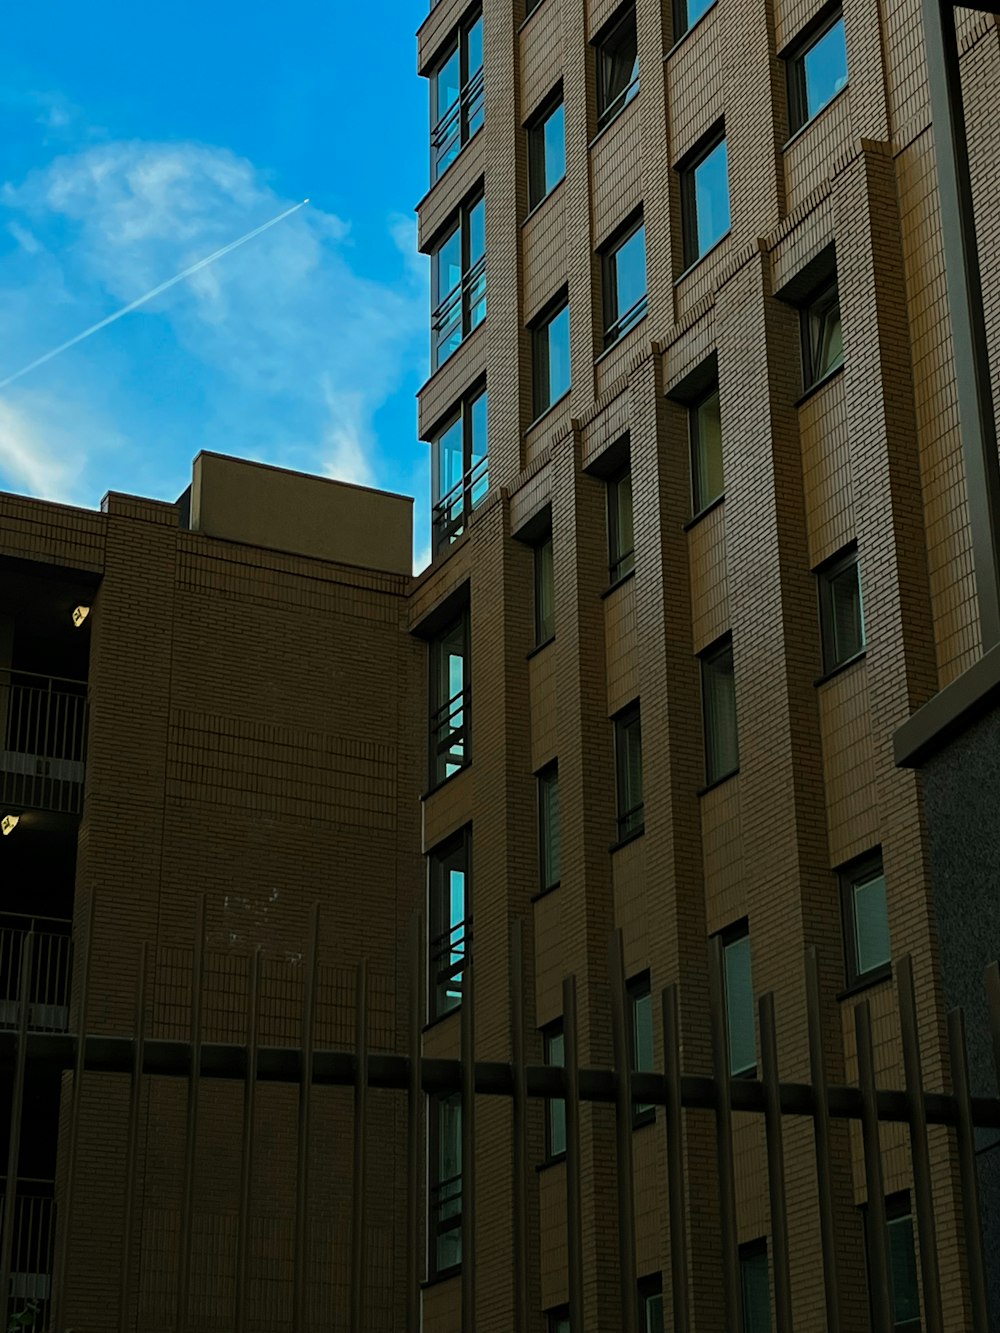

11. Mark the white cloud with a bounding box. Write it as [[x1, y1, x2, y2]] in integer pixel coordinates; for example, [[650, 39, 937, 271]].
[[0, 397, 82, 501]]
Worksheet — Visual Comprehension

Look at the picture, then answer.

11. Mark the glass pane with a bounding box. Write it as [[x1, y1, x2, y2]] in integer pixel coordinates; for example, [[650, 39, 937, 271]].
[[466, 15, 483, 78], [740, 1250, 772, 1333], [546, 1029, 566, 1156], [535, 537, 555, 645], [610, 470, 635, 577], [694, 138, 731, 258], [680, 0, 715, 32], [599, 13, 639, 121], [809, 285, 844, 381], [433, 47, 461, 123], [724, 933, 755, 1076], [439, 1093, 462, 1179], [618, 712, 643, 833], [435, 415, 464, 506], [436, 227, 462, 307], [888, 1214, 920, 1324], [469, 197, 486, 266], [692, 387, 723, 511], [632, 990, 653, 1071], [644, 1293, 665, 1333], [544, 101, 566, 195], [547, 305, 571, 406], [825, 558, 863, 666], [803, 17, 848, 120], [470, 390, 489, 505], [854, 871, 890, 975], [612, 226, 647, 334], [703, 641, 738, 783]]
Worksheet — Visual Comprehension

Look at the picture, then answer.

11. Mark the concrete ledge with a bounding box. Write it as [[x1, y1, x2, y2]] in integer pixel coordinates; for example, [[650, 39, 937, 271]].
[[894, 641, 1000, 767]]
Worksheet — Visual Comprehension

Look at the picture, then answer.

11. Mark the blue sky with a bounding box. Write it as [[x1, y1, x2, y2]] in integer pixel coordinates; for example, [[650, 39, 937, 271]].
[[0, 1, 435, 566]]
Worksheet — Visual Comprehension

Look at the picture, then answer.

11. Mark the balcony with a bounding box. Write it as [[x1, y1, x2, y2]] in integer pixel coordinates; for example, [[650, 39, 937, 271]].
[[431, 254, 486, 372], [432, 453, 489, 555], [0, 915, 72, 1033], [0, 1178, 55, 1331], [429, 686, 469, 786], [0, 670, 87, 816], [431, 68, 484, 183]]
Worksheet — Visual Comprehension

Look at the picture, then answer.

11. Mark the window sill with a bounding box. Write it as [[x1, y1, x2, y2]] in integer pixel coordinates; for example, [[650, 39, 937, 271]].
[[531, 881, 561, 903], [814, 650, 866, 687], [663, 1, 718, 61], [783, 84, 849, 151], [422, 1006, 461, 1036], [837, 964, 892, 1001], [674, 230, 730, 287], [610, 825, 645, 853], [596, 311, 648, 363], [697, 768, 739, 797], [527, 635, 555, 661], [523, 177, 566, 227], [794, 362, 844, 408], [601, 567, 636, 599], [421, 763, 471, 801], [420, 1266, 461, 1291], [518, 0, 549, 33], [683, 493, 725, 532], [588, 89, 639, 151], [525, 389, 572, 436], [632, 1109, 656, 1130], [536, 1153, 566, 1174]]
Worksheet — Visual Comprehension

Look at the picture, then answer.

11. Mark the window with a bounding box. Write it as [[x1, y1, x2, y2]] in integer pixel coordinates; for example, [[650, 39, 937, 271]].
[[429, 610, 470, 784], [543, 1022, 566, 1159], [532, 300, 571, 418], [818, 545, 864, 672], [788, 12, 848, 134], [608, 466, 635, 583], [886, 1196, 921, 1330], [841, 853, 891, 988], [628, 974, 654, 1123], [701, 636, 738, 786], [596, 7, 639, 129], [432, 388, 489, 555], [690, 382, 723, 514], [722, 924, 755, 1077], [614, 705, 644, 841], [430, 12, 484, 181], [801, 275, 843, 388], [432, 195, 486, 371], [538, 763, 561, 892], [680, 133, 730, 267], [546, 1309, 570, 1333], [639, 1275, 665, 1333], [674, 0, 715, 40], [740, 1242, 772, 1333], [535, 532, 555, 645], [429, 830, 470, 1020], [528, 93, 566, 209], [603, 220, 648, 347], [429, 1092, 462, 1276]]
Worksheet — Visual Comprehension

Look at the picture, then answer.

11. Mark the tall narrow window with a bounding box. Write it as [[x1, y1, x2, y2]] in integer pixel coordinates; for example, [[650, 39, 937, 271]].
[[787, 12, 848, 134], [722, 924, 755, 1077], [690, 383, 723, 514], [429, 829, 470, 1020], [886, 1195, 921, 1330], [596, 7, 639, 129], [615, 704, 644, 841], [432, 388, 488, 554], [532, 300, 571, 418], [801, 275, 843, 389], [818, 545, 864, 672], [546, 1309, 570, 1333], [629, 973, 654, 1122], [535, 532, 555, 645], [528, 92, 566, 210], [680, 133, 730, 267], [841, 853, 891, 988], [429, 1092, 462, 1276], [538, 763, 561, 892], [701, 635, 739, 786], [674, 0, 715, 38], [431, 195, 486, 370], [740, 1241, 772, 1333], [543, 1022, 566, 1159], [430, 12, 484, 181], [429, 610, 470, 785], [608, 466, 635, 583], [603, 220, 648, 347], [639, 1276, 665, 1333]]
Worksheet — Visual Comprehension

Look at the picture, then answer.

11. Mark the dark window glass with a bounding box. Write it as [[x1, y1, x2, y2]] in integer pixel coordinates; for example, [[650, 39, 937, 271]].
[[887, 1200, 920, 1329], [723, 925, 755, 1077], [429, 610, 470, 784], [544, 1023, 566, 1158], [608, 466, 635, 582], [432, 196, 486, 371], [432, 388, 488, 554], [538, 763, 561, 891], [802, 276, 843, 388], [690, 384, 723, 513], [681, 135, 730, 266], [429, 1092, 462, 1275], [431, 13, 485, 181], [789, 13, 848, 133], [629, 975, 654, 1121], [841, 853, 891, 986], [639, 1276, 665, 1333], [535, 533, 555, 645], [528, 95, 566, 209], [701, 636, 738, 785], [740, 1242, 772, 1333], [532, 301, 571, 417], [428, 830, 470, 1019], [596, 8, 639, 128], [674, 0, 715, 39], [818, 546, 864, 671], [603, 221, 648, 346], [546, 1309, 570, 1333], [615, 705, 644, 841]]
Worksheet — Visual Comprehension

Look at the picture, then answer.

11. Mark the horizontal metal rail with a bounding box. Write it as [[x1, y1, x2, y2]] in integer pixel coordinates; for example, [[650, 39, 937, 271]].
[[0, 920, 72, 1034], [0, 669, 88, 815]]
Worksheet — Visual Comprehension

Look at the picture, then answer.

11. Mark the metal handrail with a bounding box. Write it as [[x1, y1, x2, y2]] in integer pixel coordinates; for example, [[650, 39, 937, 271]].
[[0, 669, 88, 815], [0, 922, 72, 1033], [432, 454, 489, 552], [605, 293, 648, 346], [431, 68, 485, 177]]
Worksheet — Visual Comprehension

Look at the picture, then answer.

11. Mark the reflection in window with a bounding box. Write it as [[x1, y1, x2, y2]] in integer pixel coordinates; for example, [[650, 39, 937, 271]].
[[788, 13, 848, 133], [432, 389, 488, 554], [532, 301, 571, 418], [818, 546, 864, 671], [429, 611, 470, 784], [723, 925, 755, 1077], [428, 830, 470, 1020], [674, 0, 715, 40], [528, 94, 566, 209], [608, 466, 635, 583], [690, 384, 723, 514], [802, 276, 844, 388], [544, 1023, 566, 1158], [615, 704, 644, 841], [701, 636, 738, 785], [841, 854, 891, 988], [740, 1241, 772, 1333], [538, 762, 561, 892], [432, 197, 486, 370], [681, 134, 730, 267], [603, 221, 648, 347], [596, 8, 639, 128], [431, 13, 484, 181], [629, 975, 654, 1122], [429, 1092, 463, 1274]]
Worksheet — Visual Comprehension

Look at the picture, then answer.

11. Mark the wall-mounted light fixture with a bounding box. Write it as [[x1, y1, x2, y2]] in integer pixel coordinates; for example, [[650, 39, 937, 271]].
[[72, 606, 91, 628], [1, 813, 20, 836]]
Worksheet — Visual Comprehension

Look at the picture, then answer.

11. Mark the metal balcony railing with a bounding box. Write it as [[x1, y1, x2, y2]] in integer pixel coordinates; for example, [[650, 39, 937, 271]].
[[432, 453, 489, 554], [0, 1178, 55, 1331], [430, 68, 484, 181], [431, 254, 486, 370], [429, 917, 470, 1017], [429, 686, 468, 785], [0, 669, 88, 815], [0, 915, 72, 1033]]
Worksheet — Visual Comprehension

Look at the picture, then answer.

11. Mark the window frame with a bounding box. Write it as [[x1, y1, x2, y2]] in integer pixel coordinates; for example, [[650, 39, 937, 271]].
[[840, 851, 891, 991], [545, 1307, 570, 1333], [863, 1192, 922, 1332], [614, 702, 645, 843], [428, 607, 471, 787], [689, 380, 724, 515], [607, 464, 636, 584], [679, 128, 730, 269], [672, 0, 717, 42], [531, 296, 571, 419], [739, 1238, 772, 1333], [542, 1020, 567, 1161], [602, 215, 648, 348], [430, 10, 485, 183], [628, 972, 655, 1125], [431, 386, 489, 556], [428, 828, 472, 1022], [720, 921, 756, 1079], [534, 530, 555, 646], [595, 6, 640, 131], [638, 1273, 665, 1332], [700, 633, 739, 788], [431, 193, 486, 372], [786, 8, 848, 136], [527, 88, 566, 211], [428, 1090, 463, 1278], [817, 543, 865, 674], [537, 761, 561, 893], [800, 273, 844, 391]]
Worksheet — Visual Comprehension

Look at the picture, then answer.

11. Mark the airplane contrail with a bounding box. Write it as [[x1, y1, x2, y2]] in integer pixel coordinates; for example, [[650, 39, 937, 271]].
[[0, 197, 311, 391]]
